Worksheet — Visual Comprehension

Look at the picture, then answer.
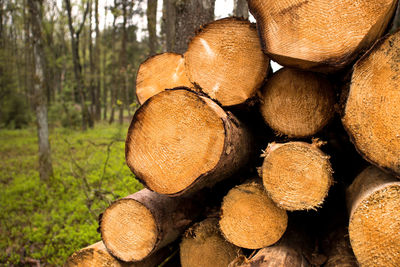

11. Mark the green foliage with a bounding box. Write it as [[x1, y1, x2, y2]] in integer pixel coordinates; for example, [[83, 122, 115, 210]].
[[0, 93, 32, 129], [0, 123, 142, 266]]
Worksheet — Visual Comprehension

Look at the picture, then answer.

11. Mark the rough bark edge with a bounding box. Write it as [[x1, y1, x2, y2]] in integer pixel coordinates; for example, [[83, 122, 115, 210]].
[[248, 0, 399, 72], [185, 17, 270, 107], [125, 87, 254, 196], [135, 52, 194, 105], [342, 28, 400, 178]]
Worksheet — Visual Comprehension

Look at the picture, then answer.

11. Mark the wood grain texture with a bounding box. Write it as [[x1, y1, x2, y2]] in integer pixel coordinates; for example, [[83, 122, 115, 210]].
[[343, 30, 400, 176], [259, 68, 335, 137], [180, 217, 241, 267], [219, 180, 288, 249], [135, 53, 193, 104], [248, 0, 398, 71], [185, 17, 269, 106], [126, 88, 253, 196], [262, 142, 333, 211], [347, 166, 400, 266], [100, 189, 202, 262]]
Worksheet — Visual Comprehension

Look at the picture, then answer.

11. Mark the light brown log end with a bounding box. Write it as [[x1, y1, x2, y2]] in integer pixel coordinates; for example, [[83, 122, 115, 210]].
[[347, 166, 400, 266], [220, 180, 288, 249], [180, 217, 241, 267], [343, 30, 400, 176], [262, 142, 333, 211], [259, 68, 335, 137], [136, 53, 193, 104], [248, 0, 398, 71], [185, 17, 269, 106]]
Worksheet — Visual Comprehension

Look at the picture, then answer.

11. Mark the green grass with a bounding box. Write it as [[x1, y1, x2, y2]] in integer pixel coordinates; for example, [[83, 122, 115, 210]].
[[0, 122, 143, 266]]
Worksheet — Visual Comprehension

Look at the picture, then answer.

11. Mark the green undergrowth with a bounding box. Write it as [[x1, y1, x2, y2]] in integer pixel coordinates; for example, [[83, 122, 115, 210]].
[[0, 122, 143, 266]]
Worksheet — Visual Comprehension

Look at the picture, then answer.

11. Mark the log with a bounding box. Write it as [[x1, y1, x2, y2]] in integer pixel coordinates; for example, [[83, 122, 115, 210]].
[[219, 180, 288, 249], [261, 141, 333, 211], [322, 228, 358, 267], [135, 53, 193, 104], [126, 88, 254, 196], [342, 30, 400, 176], [64, 241, 171, 267], [347, 166, 400, 266], [259, 68, 335, 137], [99, 189, 203, 262], [180, 217, 242, 267], [247, 0, 398, 72], [184, 17, 270, 106]]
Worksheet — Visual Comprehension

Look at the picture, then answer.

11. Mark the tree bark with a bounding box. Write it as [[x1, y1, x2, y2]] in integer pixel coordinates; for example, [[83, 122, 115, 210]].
[[174, 0, 215, 54], [147, 0, 158, 55], [118, 0, 128, 125], [94, 0, 101, 121], [28, 0, 54, 181], [65, 0, 93, 130], [108, 5, 117, 124], [233, 0, 248, 19], [162, 0, 176, 52]]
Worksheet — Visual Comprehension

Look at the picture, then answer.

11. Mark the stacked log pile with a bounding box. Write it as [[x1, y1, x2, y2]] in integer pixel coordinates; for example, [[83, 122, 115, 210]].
[[66, 1, 400, 266]]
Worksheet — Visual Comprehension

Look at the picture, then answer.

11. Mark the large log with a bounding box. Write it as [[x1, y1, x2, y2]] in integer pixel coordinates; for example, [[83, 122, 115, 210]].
[[219, 180, 288, 249], [342, 30, 400, 176], [347, 166, 400, 266], [126, 88, 254, 196], [184, 17, 270, 106], [261, 141, 333, 211], [64, 241, 171, 267], [135, 53, 193, 104], [99, 189, 203, 262], [322, 228, 358, 267], [248, 0, 398, 72], [180, 216, 242, 267], [259, 68, 335, 137]]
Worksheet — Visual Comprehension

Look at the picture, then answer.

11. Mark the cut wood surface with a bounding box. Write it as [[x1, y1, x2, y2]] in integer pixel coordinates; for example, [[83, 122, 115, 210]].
[[248, 0, 398, 71], [347, 166, 400, 266], [262, 142, 333, 211], [135, 53, 193, 104], [185, 17, 269, 106], [126, 88, 253, 195], [64, 241, 170, 267], [219, 180, 288, 249], [180, 217, 241, 267], [343, 30, 400, 176], [99, 189, 202, 262], [259, 68, 335, 137]]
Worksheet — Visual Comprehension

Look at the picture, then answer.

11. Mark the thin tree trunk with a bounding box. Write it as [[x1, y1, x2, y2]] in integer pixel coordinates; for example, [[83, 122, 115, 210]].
[[147, 0, 158, 55], [28, 0, 54, 181], [174, 0, 215, 54], [65, 0, 93, 130], [108, 4, 117, 124], [88, 0, 96, 123], [119, 0, 128, 125], [94, 0, 101, 120], [162, 0, 176, 52], [233, 0, 249, 19], [101, 0, 108, 120]]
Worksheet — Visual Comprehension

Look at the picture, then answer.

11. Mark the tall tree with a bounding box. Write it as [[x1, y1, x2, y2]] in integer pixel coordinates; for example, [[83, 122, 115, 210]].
[[174, 0, 215, 53], [162, 0, 176, 51], [233, 0, 249, 19], [94, 0, 101, 120], [27, 0, 54, 181], [147, 0, 158, 55], [65, 0, 93, 130]]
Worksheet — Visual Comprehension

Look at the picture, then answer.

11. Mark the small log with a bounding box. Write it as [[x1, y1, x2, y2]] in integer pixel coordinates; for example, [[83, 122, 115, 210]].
[[219, 180, 288, 249], [99, 189, 203, 262], [248, 0, 398, 71], [64, 241, 171, 267], [261, 141, 333, 211], [185, 17, 270, 106], [347, 166, 400, 266], [343, 30, 400, 176], [126, 88, 254, 196], [135, 53, 193, 104], [259, 68, 335, 137], [180, 217, 242, 267]]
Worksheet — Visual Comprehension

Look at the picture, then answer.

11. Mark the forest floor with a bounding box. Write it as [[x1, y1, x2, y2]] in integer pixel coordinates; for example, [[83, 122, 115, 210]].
[[0, 123, 143, 266]]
